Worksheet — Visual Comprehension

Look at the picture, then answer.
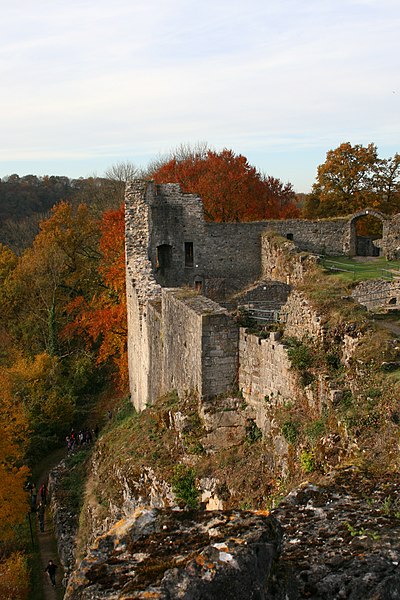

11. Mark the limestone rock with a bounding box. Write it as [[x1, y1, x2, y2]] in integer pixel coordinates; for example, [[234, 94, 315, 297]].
[[64, 507, 282, 600], [271, 469, 400, 599]]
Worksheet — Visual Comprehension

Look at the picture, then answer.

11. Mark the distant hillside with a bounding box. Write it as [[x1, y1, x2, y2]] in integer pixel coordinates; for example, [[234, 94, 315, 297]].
[[0, 174, 76, 252], [0, 174, 124, 252]]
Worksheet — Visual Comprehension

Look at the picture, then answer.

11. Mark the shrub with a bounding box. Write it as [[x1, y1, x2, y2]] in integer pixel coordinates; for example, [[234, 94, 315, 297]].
[[285, 338, 313, 370], [300, 450, 315, 473], [171, 464, 199, 509], [326, 352, 342, 371], [300, 370, 315, 387], [305, 418, 326, 442], [281, 420, 299, 444], [245, 420, 262, 444]]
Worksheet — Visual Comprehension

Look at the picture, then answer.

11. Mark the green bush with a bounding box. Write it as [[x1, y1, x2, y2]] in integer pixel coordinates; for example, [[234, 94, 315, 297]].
[[171, 464, 199, 509], [300, 450, 315, 473], [326, 352, 342, 371], [245, 420, 262, 444], [305, 418, 326, 442], [281, 420, 299, 444], [285, 338, 313, 370], [300, 370, 315, 387]]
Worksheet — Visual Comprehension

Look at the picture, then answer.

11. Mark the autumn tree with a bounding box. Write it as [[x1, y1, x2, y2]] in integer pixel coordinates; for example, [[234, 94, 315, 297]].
[[6, 202, 101, 356], [304, 142, 400, 218], [0, 204, 106, 456], [71, 162, 140, 216], [148, 145, 299, 221], [65, 204, 128, 390], [0, 350, 30, 599], [0, 370, 29, 543], [373, 153, 400, 213]]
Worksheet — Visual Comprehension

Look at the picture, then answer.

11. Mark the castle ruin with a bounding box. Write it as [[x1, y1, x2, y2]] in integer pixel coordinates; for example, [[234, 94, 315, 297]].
[[125, 180, 400, 413]]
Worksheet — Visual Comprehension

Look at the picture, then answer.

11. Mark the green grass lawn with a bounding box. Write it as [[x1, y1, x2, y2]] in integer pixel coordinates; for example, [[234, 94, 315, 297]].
[[320, 256, 400, 282]]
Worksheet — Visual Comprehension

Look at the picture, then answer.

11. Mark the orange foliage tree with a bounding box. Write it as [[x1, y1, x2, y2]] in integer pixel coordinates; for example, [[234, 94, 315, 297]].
[[4, 202, 101, 356], [149, 147, 299, 221], [304, 142, 400, 218], [0, 368, 30, 546], [0, 552, 29, 600]]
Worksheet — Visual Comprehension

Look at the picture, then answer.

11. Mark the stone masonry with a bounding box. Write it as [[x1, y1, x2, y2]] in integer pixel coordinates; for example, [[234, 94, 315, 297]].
[[125, 180, 400, 411]]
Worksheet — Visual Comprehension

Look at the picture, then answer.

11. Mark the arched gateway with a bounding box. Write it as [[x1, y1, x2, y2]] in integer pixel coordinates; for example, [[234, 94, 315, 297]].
[[345, 209, 388, 257]]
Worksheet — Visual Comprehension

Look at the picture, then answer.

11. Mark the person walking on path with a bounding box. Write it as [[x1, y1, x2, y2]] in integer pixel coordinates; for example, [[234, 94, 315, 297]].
[[44, 559, 58, 587], [39, 482, 47, 505]]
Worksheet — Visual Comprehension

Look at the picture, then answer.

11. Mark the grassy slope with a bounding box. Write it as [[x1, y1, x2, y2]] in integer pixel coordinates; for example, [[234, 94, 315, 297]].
[[321, 256, 400, 282]]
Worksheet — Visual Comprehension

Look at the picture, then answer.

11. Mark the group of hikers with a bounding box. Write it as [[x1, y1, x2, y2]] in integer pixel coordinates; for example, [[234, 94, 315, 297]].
[[28, 419, 106, 589], [65, 424, 99, 452], [27, 480, 48, 532]]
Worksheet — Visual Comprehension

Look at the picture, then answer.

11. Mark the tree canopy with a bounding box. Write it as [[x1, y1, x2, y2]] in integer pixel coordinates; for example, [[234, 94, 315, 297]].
[[304, 142, 400, 218], [148, 146, 299, 221]]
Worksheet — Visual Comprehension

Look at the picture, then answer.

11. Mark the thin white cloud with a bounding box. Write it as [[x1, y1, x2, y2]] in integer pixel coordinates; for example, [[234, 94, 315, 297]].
[[1, 0, 399, 190]]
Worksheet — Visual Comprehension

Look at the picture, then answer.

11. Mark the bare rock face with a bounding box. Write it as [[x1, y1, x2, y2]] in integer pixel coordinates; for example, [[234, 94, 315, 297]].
[[270, 469, 400, 599], [64, 507, 282, 600]]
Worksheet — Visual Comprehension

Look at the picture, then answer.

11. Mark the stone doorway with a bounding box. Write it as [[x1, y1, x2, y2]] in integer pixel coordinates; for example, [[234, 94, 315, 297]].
[[348, 210, 386, 257]]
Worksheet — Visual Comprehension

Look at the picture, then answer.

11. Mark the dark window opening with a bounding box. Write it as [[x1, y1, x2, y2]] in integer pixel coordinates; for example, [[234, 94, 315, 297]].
[[194, 277, 202, 292], [156, 244, 172, 271], [389, 297, 397, 305], [185, 242, 194, 267], [286, 233, 294, 240]]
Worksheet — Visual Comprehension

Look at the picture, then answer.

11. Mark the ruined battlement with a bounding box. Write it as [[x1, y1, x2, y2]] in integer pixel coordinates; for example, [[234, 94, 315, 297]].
[[125, 180, 400, 410]]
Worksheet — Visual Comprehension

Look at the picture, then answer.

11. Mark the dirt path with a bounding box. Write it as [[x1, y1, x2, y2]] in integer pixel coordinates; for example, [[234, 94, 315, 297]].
[[33, 448, 66, 600], [36, 507, 64, 599], [378, 319, 400, 336]]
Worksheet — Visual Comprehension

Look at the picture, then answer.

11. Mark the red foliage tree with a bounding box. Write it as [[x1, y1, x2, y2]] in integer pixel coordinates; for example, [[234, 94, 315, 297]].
[[150, 148, 299, 221]]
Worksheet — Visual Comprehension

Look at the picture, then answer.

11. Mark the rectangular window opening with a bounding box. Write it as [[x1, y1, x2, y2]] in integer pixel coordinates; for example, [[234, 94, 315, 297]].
[[185, 242, 194, 267]]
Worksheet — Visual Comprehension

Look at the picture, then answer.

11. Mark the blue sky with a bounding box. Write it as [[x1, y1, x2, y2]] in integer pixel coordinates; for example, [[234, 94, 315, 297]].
[[0, 0, 399, 192]]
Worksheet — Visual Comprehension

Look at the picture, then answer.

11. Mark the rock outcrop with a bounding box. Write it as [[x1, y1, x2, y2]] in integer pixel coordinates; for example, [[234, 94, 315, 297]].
[[64, 507, 282, 600], [270, 468, 400, 599]]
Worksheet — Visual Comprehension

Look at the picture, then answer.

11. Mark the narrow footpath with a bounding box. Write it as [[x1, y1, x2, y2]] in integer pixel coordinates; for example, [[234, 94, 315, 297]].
[[35, 502, 64, 600], [31, 449, 66, 600]]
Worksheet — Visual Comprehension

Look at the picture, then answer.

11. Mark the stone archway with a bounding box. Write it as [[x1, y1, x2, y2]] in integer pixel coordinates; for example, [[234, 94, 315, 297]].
[[346, 209, 387, 257]]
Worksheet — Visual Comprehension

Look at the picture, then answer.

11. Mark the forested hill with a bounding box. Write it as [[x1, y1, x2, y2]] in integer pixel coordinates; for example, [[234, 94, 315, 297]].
[[0, 174, 124, 252]]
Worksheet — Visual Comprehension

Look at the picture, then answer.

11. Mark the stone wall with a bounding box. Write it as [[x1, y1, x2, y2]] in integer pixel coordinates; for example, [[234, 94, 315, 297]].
[[260, 218, 347, 255], [125, 181, 162, 410], [136, 289, 239, 407], [385, 213, 400, 259], [261, 231, 319, 285], [147, 300, 163, 404], [161, 290, 238, 400], [239, 330, 298, 411], [282, 290, 324, 341], [201, 222, 267, 297], [143, 183, 267, 297], [161, 290, 204, 398], [352, 279, 400, 311], [231, 280, 291, 306]]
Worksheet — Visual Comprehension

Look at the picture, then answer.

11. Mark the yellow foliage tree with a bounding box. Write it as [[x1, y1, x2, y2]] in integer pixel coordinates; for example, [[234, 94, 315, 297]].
[[0, 551, 29, 600], [0, 369, 30, 544], [10, 352, 75, 441]]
